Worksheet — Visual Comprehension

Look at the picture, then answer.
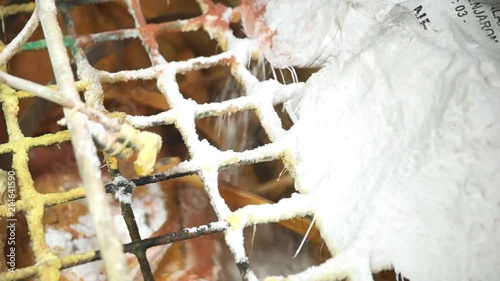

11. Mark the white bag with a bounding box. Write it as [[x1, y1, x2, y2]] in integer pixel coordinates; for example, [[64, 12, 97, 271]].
[[399, 0, 500, 47], [236, 1, 500, 280]]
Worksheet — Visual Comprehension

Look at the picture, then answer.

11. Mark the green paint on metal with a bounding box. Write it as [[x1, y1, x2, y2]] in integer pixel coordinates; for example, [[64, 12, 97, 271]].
[[64, 37, 79, 55], [21, 36, 78, 54], [21, 39, 48, 51]]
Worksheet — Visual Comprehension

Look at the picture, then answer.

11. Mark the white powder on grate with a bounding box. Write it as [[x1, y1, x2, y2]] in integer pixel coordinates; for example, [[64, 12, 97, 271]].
[[44, 183, 167, 280], [240, 1, 500, 280]]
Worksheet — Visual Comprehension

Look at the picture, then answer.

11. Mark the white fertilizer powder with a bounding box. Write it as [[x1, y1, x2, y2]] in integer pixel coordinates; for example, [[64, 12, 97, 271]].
[[44, 183, 167, 280], [234, 1, 500, 280]]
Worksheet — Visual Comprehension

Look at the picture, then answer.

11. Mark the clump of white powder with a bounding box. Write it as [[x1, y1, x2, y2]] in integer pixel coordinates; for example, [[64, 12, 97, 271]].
[[237, 1, 500, 280]]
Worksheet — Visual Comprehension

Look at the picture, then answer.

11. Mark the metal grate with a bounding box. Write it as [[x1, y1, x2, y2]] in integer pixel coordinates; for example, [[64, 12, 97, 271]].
[[0, 0, 309, 280]]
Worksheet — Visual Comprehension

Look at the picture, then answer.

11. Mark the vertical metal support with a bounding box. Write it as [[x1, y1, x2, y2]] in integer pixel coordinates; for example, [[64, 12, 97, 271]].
[[34, 1, 131, 280]]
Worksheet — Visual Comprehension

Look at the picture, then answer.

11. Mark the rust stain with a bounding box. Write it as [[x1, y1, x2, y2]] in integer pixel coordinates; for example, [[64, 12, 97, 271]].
[[129, 0, 148, 27], [237, 0, 276, 49], [189, 0, 231, 34]]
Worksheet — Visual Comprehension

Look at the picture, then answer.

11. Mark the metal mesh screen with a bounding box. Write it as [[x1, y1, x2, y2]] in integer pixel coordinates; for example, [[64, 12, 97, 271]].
[[0, 0, 311, 280]]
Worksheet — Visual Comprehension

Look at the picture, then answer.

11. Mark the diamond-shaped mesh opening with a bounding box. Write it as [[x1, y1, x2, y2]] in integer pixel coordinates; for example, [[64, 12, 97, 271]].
[[87, 39, 152, 72], [242, 223, 318, 278], [70, 2, 135, 35], [103, 80, 165, 115], [139, 0, 202, 22], [30, 141, 87, 194], [9, 48, 53, 84], [218, 159, 293, 204], [175, 66, 232, 105], [157, 30, 218, 62], [196, 110, 270, 152], [43, 198, 88, 229], [17, 97, 59, 137]]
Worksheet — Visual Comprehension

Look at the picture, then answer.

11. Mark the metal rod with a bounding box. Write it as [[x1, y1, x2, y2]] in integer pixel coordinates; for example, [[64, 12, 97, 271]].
[[0, 7, 39, 65], [62, 221, 229, 267], [0, 71, 121, 133], [34, 0, 130, 280]]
